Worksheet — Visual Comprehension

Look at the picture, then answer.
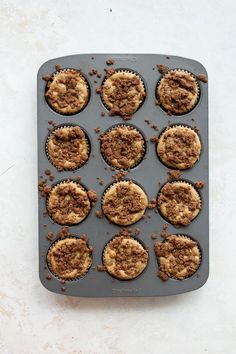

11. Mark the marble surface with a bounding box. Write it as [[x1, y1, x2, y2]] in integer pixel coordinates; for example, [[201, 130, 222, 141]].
[[0, 0, 236, 353]]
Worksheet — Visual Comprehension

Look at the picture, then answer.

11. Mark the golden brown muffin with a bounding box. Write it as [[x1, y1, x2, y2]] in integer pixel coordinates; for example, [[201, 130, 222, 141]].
[[100, 125, 145, 169], [102, 181, 148, 226], [102, 71, 145, 118], [155, 235, 201, 280], [157, 70, 199, 114], [47, 181, 91, 225], [157, 125, 201, 169], [103, 229, 148, 280], [47, 125, 89, 171], [47, 237, 92, 280], [157, 181, 201, 225], [45, 69, 89, 114]]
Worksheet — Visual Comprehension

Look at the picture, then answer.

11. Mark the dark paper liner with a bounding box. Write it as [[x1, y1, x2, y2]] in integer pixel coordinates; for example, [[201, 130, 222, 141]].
[[100, 123, 146, 170], [100, 69, 146, 115], [45, 123, 91, 171], [46, 179, 91, 226], [156, 69, 201, 115], [155, 234, 202, 280], [47, 235, 92, 281], [102, 234, 149, 281], [156, 124, 202, 170], [101, 179, 148, 226], [45, 68, 90, 116], [156, 180, 202, 226]]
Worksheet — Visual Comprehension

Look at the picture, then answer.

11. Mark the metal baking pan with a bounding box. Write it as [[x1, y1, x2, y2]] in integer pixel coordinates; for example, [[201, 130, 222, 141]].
[[37, 54, 209, 297]]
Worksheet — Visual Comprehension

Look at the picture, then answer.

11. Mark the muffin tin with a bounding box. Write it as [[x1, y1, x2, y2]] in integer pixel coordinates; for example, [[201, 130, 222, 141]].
[[37, 54, 209, 297]]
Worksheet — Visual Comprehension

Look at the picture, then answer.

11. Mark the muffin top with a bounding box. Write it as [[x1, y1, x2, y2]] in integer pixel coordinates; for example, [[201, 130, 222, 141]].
[[157, 70, 199, 114], [157, 125, 201, 169], [47, 237, 92, 279], [100, 125, 145, 169], [155, 235, 201, 280], [45, 69, 89, 114], [47, 181, 91, 225], [157, 181, 201, 225], [102, 181, 148, 225], [103, 229, 148, 280], [102, 71, 145, 118], [47, 125, 89, 171]]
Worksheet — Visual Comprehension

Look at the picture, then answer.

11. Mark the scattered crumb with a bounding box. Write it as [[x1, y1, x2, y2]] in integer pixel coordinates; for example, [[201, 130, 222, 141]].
[[104, 68, 115, 76], [49, 174, 54, 182], [57, 226, 70, 238], [94, 127, 101, 133], [89, 69, 98, 76], [193, 126, 200, 133], [60, 279, 66, 285], [47, 231, 54, 241], [197, 74, 208, 83], [168, 170, 181, 181], [96, 87, 102, 94], [48, 120, 53, 125], [155, 100, 160, 106], [151, 232, 158, 240], [135, 228, 141, 236], [81, 234, 88, 242], [97, 73, 102, 78], [44, 168, 51, 176], [95, 210, 103, 218], [150, 135, 159, 143], [94, 80, 97, 84], [100, 112, 105, 117], [161, 224, 169, 238], [46, 274, 52, 280], [167, 111, 172, 116], [106, 58, 114, 65], [144, 119, 150, 125], [76, 175, 81, 182], [194, 181, 205, 189], [150, 124, 159, 131], [42, 75, 51, 82], [91, 57, 94, 60], [38, 179, 51, 197], [156, 64, 169, 74], [97, 265, 106, 272], [112, 170, 127, 181], [88, 190, 97, 204], [61, 287, 66, 292], [148, 199, 156, 209], [55, 64, 62, 71]]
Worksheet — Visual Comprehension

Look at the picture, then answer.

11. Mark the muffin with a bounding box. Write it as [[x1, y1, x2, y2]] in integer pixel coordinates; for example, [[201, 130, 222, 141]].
[[157, 70, 199, 114], [157, 181, 201, 225], [100, 125, 145, 169], [155, 235, 201, 280], [47, 237, 92, 280], [157, 125, 201, 169], [47, 181, 91, 225], [101, 70, 145, 117], [45, 69, 89, 114], [103, 229, 148, 280], [102, 181, 148, 225], [46, 125, 89, 171]]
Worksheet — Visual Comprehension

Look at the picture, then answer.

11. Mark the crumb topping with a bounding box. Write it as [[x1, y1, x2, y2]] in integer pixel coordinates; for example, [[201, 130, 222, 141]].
[[102, 71, 145, 118], [47, 238, 92, 279], [45, 70, 89, 114], [157, 182, 201, 225], [47, 126, 89, 171], [155, 235, 201, 280], [100, 126, 145, 169], [47, 181, 91, 225], [157, 126, 201, 169], [157, 70, 199, 114], [103, 229, 148, 280], [102, 181, 148, 225]]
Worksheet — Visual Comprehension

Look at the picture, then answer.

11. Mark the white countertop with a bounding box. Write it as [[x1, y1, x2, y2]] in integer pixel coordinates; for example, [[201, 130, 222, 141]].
[[0, 0, 235, 353]]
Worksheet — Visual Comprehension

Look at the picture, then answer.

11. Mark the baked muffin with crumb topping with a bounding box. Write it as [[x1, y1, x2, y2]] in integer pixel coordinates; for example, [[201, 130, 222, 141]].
[[155, 235, 201, 280], [157, 181, 201, 225], [102, 71, 145, 118], [157, 125, 201, 169], [103, 229, 148, 280], [157, 70, 199, 114], [47, 125, 89, 171], [45, 69, 89, 114], [47, 237, 92, 279], [102, 181, 148, 225], [100, 125, 145, 169]]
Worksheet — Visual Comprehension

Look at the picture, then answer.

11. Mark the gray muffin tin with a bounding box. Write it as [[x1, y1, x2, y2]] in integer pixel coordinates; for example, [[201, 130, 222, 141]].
[[37, 54, 209, 297]]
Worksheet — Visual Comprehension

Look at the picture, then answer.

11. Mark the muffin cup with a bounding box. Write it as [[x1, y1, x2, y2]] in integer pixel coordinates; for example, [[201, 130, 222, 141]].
[[45, 68, 90, 116], [101, 179, 148, 226], [157, 180, 202, 225], [156, 124, 202, 170], [45, 124, 91, 171], [156, 234, 202, 280], [100, 69, 146, 115], [102, 234, 149, 281], [47, 235, 92, 281], [156, 69, 200, 115], [100, 123, 146, 170], [46, 179, 91, 226]]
